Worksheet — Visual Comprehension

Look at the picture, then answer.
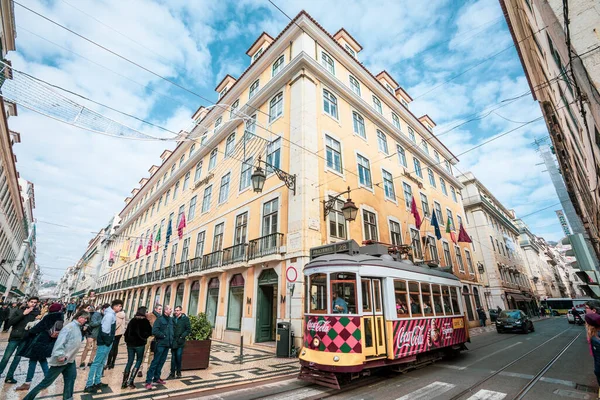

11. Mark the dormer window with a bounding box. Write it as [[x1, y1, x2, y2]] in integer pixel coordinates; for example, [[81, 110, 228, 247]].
[[219, 87, 228, 99], [385, 84, 394, 94], [401, 98, 409, 108], [321, 51, 335, 74], [253, 48, 263, 62], [249, 79, 260, 99], [344, 44, 355, 57]]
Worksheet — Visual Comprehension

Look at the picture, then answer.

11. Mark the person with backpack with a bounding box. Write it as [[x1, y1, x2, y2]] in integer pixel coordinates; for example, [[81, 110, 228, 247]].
[[122, 307, 152, 389], [106, 309, 127, 369], [80, 304, 102, 368], [15, 303, 64, 391]]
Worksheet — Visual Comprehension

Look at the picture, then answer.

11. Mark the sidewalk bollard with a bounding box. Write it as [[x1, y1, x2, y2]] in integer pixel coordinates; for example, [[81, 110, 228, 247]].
[[240, 335, 243, 364]]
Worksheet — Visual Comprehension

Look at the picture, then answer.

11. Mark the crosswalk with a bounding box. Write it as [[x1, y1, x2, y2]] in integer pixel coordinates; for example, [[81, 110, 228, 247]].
[[395, 381, 507, 400]]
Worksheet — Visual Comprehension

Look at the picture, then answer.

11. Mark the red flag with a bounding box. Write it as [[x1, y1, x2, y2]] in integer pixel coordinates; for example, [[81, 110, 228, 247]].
[[450, 231, 457, 244], [178, 212, 187, 239], [136, 240, 143, 259], [458, 223, 472, 243], [410, 197, 422, 229], [146, 234, 153, 255]]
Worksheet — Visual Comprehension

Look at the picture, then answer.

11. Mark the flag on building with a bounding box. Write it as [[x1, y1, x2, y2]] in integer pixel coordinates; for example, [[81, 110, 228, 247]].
[[165, 221, 172, 250], [431, 210, 442, 240], [458, 223, 473, 243], [446, 217, 457, 244], [136, 239, 143, 259], [178, 212, 186, 239], [155, 227, 161, 252], [120, 240, 130, 261], [146, 234, 153, 255], [410, 197, 422, 229]]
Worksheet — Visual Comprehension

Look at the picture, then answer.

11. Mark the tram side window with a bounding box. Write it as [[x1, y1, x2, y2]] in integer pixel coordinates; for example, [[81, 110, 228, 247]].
[[421, 283, 434, 316], [451, 287, 460, 315], [361, 279, 372, 312], [394, 280, 409, 317], [432, 285, 443, 315], [408, 281, 423, 317], [442, 286, 453, 315], [331, 272, 357, 314], [309, 273, 327, 314]]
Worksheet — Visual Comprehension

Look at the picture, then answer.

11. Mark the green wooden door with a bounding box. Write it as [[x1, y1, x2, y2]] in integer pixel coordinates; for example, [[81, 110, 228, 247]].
[[256, 269, 278, 343]]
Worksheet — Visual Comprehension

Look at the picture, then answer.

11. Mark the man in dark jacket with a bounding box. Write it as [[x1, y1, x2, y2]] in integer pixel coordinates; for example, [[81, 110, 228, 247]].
[[0, 297, 40, 383], [0, 303, 9, 330], [145, 305, 173, 390], [476, 306, 487, 327], [168, 306, 191, 379]]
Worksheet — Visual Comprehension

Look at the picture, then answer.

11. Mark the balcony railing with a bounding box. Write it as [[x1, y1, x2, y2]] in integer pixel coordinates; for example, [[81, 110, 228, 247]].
[[248, 233, 283, 260], [223, 243, 248, 265], [202, 250, 223, 271]]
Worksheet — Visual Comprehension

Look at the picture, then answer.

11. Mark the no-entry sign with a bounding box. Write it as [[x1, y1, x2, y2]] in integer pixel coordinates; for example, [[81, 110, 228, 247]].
[[286, 266, 298, 282]]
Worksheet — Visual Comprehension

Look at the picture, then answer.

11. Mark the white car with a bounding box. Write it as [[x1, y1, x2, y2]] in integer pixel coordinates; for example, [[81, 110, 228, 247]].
[[567, 310, 574, 323]]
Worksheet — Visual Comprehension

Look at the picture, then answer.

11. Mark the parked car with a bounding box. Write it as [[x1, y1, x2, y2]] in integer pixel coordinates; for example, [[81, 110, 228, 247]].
[[567, 310, 584, 325], [496, 310, 535, 334], [567, 310, 574, 323]]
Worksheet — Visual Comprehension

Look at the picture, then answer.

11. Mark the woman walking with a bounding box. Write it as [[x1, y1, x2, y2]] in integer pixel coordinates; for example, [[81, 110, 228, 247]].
[[122, 307, 152, 389], [106, 309, 127, 369], [15, 303, 64, 391]]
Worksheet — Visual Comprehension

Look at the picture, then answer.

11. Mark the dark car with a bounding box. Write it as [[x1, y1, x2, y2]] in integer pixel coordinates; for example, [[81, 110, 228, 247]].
[[495, 310, 535, 334]]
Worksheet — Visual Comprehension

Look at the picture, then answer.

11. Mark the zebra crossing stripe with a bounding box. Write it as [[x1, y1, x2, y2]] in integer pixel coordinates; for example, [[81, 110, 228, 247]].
[[396, 381, 456, 400], [465, 389, 507, 400]]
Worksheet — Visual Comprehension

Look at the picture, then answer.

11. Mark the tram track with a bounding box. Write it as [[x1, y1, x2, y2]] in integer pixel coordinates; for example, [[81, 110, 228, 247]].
[[448, 327, 581, 400]]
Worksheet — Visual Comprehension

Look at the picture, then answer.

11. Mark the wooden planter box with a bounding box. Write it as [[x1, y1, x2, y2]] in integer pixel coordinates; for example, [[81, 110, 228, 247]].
[[181, 339, 211, 370]]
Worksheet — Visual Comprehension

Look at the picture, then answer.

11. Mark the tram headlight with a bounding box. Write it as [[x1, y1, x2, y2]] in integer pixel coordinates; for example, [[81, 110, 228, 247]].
[[312, 338, 320, 347], [301, 350, 306, 356], [333, 356, 340, 362]]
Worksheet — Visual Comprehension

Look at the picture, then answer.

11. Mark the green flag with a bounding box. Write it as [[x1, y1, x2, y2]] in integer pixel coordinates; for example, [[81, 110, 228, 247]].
[[446, 217, 452, 233], [155, 227, 161, 251]]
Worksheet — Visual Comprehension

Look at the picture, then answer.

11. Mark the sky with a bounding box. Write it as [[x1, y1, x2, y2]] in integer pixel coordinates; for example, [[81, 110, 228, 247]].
[[7, 0, 565, 282]]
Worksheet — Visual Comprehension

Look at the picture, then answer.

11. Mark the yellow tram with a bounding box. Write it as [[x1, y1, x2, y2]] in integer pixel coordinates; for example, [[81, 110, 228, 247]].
[[299, 241, 469, 388]]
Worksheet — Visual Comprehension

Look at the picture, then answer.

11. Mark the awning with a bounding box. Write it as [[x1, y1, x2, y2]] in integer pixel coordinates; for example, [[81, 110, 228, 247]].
[[507, 293, 532, 302]]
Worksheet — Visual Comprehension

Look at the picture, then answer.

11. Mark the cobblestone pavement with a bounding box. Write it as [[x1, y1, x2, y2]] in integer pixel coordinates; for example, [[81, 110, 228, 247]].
[[0, 333, 298, 400]]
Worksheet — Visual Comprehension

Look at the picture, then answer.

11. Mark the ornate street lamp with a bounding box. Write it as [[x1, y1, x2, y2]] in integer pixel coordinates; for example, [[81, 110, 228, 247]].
[[322, 186, 359, 222], [251, 156, 296, 195], [477, 262, 485, 274]]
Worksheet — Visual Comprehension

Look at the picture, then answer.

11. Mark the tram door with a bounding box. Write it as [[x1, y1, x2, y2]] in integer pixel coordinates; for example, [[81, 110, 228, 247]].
[[361, 278, 386, 357]]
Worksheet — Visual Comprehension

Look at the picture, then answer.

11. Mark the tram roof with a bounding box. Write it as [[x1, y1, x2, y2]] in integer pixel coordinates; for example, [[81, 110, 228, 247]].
[[305, 253, 460, 281]]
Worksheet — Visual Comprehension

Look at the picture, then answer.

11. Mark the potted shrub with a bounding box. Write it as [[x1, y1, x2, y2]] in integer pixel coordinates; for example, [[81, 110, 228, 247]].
[[181, 313, 213, 370]]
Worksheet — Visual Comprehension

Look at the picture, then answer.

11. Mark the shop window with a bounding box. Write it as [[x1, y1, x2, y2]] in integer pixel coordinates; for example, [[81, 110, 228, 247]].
[[164, 285, 172, 307], [174, 283, 185, 308], [154, 287, 161, 306], [206, 278, 219, 327], [308, 273, 327, 313], [330, 272, 356, 314], [188, 281, 200, 316], [408, 281, 423, 317], [226, 274, 245, 330], [394, 280, 409, 317]]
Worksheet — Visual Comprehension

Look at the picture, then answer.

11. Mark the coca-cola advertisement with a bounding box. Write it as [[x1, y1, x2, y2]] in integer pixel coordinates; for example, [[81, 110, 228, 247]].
[[393, 317, 467, 358], [304, 315, 362, 353]]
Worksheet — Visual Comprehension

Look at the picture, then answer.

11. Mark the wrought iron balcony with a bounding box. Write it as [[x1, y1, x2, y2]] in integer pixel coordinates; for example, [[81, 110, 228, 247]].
[[202, 250, 223, 271], [248, 233, 283, 260], [189, 256, 202, 273], [223, 243, 248, 265]]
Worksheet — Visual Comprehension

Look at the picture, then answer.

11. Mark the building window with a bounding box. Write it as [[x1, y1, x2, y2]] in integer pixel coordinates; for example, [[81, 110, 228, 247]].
[[209, 149, 218, 171], [457, 215, 462, 227], [169, 243, 178, 267], [321, 51, 335, 74], [249, 79, 259, 98], [420, 193, 430, 217], [206, 278, 219, 327], [402, 182, 412, 208], [188, 195, 197, 221], [363, 210, 378, 241], [357, 155, 372, 188], [213, 223, 224, 252], [421, 140, 429, 154], [445, 160, 451, 173], [434, 151, 440, 162], [397, 144, 407, 167], [229, 99, 239, 119], [382, 169, 395, 200], [344, 44, 355, 57], [427, 237, 439, 262], [262, 198, 279, 236], [434, 201, 442, 223], [183, 172, 190, 191], [234, 212, 248, 245], [377, 130, 389, 154], [447, 209, 454, 229], [325, 135, 342, 173], [349, 75, 361, 95], [194, 161, 202, 182], [239, 156, 253, 190], [392, 113, 401, 130], [455, 246, 464, 272], [353, 112, 366, 138], [188, 281, 200, 315], [390, 220, 402, 245], [269, 92, 283, 122], [181, 238, 190, 262], [225, 133, 236, 156], [426, 169, 436, 188], [189, 144, 195, 158], [490, 236, 496, 252], [173, 181, 180, 200], [323, 89, 338, 119], [214, 117, 222, 130], [266, 137, 281, 172], [272, 55, 284, 76], [413, 157, 423, 178], [253, 47, 263, 61], [201, 185, 212, 213], [219, 172, 231, 203], [372, 96, 382, 114], [411, 228, 423, 259], [450, 186, 458, 202], [227, 274, 245, 331], [408, 126, 416, 142], [179, 155, 185, 168], [443, 242, 452, 266], [245, 114, 256, 138], [440, 178, 448, 195], [195, 231, 205, 258], [465, 250, 474, 273], [329, 197, 346, 239]]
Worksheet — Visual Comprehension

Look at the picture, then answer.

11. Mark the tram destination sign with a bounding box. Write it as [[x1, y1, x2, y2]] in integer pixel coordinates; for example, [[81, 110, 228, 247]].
[[310, 240, 360, 260]]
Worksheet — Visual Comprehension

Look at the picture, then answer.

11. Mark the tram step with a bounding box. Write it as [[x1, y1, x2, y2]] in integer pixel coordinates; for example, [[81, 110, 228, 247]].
[[298, 367, 340, 390]]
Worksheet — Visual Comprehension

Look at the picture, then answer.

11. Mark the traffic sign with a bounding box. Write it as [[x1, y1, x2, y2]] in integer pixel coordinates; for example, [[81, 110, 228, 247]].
[[286, 266, 297, 282]]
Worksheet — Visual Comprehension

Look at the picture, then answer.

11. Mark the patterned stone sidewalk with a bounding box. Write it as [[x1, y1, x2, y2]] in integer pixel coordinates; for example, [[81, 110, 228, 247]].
[[0, 333, 299, 400]]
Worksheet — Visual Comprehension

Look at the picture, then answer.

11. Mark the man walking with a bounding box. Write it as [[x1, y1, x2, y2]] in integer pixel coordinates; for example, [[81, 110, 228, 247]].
[[145, 305, 173, 390], [476, 306, 487, 327], [84, 300, 123, 393], [168, 306, 191, 379], [23, 310, 90, 400], [0, 297, 40, 384], [139, 304, 163, 377], [65, 301, 76, 320]]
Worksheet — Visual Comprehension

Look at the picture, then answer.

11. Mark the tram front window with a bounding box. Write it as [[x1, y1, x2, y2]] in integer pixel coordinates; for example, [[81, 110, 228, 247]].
[[331, 272, 357, 314], [309, 273, 327, 313]]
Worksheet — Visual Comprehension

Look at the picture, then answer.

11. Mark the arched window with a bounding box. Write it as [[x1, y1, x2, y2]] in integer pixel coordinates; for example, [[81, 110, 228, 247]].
[[188, 280, 200, 316], [154, 287, 161, 306], [145, 287, 152, 309], [206, 278, 220, 327], [269, 92, 283, 122], [321, 51, 335, 74], [323, 90, 338, 119], [164, 285, 172, 307], [473, 287, 482, 308], [226, 274, 245, 331], [174, 283, 185, 308], [463, 286, 475, 321]]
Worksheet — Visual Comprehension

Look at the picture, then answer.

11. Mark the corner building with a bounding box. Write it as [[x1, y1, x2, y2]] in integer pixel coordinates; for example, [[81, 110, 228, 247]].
[[95, 11, 482, 347]]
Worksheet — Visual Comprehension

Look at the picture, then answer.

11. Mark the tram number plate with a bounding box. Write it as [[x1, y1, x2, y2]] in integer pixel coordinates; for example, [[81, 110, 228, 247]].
[[452, 318, 464, 329]]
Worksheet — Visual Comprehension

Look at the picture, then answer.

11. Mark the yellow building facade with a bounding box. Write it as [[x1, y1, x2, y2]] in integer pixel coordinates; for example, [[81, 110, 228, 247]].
[[95, 11, 483, 347]]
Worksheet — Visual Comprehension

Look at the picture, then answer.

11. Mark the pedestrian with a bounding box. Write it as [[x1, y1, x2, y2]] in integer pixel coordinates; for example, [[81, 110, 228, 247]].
[[0, 296, 40, 384], [15, 303, 64, 391], [0, 303, 9, 330], [168, 306, 191, 379], [80, 304, 101, 368], [139, 304, 163, 378], [66, 301, 76, 320], [476, 306, 487, 327], [122, 306, 152, 389], [4, 302, 18, 331], [586, 300, 600, 314], [585, 313, 600, 386], [84, 300, 123, 393], [548, 306, 553, 316], [145, 305, 173, 390], [106, 308, 127, 369], [22, 310, 90, 400]]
